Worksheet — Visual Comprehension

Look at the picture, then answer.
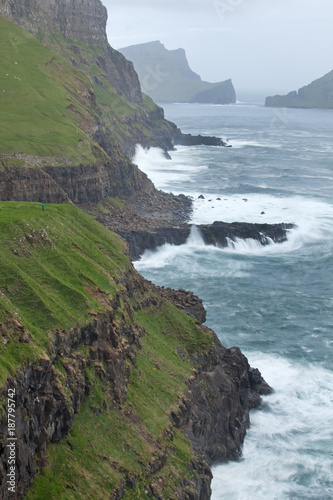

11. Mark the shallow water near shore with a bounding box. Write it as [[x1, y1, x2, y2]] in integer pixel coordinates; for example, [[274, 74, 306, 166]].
[[133, 102, 333, 499]]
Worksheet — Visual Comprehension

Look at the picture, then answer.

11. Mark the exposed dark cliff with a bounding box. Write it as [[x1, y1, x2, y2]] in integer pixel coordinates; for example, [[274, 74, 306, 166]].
[[119, 41, 237, 104], [0, 311, 270, 499], [265, 70, 333, 109]]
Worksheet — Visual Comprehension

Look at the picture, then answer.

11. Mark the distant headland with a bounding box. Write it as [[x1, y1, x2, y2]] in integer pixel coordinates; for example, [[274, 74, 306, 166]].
[[265, 70, 333, 109], [119, 40, 237, 104]]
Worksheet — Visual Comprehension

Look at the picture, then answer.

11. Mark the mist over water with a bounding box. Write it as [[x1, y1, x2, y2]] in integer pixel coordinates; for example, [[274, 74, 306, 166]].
[[133, 103, 333, 499]]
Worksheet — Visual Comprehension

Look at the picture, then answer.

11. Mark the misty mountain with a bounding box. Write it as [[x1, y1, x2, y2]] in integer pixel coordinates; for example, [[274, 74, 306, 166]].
[[119, 41, 236, 104], [265, 70, 333, 109]]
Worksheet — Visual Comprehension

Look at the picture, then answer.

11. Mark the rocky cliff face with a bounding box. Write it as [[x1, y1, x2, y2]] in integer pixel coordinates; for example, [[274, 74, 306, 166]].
[[0, 0, 142, 104], [0, 298, 143, 499], [178, 334, 271, 465], [0, 0, 108, 47], [0, 1, 230, 205], [0, 270, 271, 499], [0, 160, 155, 204], [0, 201, 273, 498]]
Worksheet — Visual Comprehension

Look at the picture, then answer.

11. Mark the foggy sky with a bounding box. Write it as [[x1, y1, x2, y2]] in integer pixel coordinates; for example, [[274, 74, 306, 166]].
[[103, 0, 333, 98]]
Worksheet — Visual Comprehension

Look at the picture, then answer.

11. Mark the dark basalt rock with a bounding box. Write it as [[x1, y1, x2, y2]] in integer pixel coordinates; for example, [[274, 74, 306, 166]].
[[119, 221, 295, 261], [171, 329, 273, 469], [153, 285, 206, 324], [199, 221, 294, 247], [174, 132, 230, 148]]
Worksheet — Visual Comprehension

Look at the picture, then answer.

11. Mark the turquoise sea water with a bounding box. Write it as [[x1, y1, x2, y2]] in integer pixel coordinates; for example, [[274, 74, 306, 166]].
[[133, 102, 333, 499]]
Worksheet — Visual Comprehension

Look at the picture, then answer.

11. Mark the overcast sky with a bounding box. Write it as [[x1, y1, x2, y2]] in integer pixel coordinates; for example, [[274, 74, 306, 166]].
[[103, 0, 333, 98]]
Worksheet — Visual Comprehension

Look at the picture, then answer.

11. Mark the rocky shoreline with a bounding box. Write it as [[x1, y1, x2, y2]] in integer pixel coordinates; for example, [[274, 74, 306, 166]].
[[119, 220, 294, 261], [85, 190, 294, 261]]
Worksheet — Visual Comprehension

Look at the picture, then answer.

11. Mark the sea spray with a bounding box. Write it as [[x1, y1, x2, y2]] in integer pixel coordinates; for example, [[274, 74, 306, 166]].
[[212, 354, 333, 500]]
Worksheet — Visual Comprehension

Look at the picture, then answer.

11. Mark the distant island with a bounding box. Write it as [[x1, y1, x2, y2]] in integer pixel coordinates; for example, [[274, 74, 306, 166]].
[[119, 40, 236, 104], [265, 70, 333, 109]]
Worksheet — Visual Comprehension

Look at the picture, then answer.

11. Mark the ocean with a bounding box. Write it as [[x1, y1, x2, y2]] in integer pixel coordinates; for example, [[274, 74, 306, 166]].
[[133, 102, 333, 499]]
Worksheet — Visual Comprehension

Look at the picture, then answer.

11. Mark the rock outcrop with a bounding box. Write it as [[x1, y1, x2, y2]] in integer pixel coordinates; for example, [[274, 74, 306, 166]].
[[0, 279, 271, 499], [173, 133, 230, 148], [265, 69, 333, 109], [119, 221, 295, 261], [154, 285, 207, 324], [119, 40, 236, 104], [179, 334, 272, 465]]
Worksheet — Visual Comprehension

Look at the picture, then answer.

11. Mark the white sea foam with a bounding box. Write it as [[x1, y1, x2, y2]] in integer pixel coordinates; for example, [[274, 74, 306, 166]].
[[132, 144, 208, 191], [230, 138, 283, 149], [191, 194, 333, 256], [212, 353, 333, 500], [133, 144, 333, 251]]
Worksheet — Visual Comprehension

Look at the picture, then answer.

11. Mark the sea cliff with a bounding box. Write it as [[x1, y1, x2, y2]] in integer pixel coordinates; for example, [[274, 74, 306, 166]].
[[119, 41, 237, 104], [0, 1, 275, 497], [265, 70, 333, 109]]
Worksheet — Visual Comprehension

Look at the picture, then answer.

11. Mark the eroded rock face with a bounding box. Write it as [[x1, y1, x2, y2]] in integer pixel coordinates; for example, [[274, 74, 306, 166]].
[[179, 333, 272, 465], [153, 285, 207, 324], [0, 270, 272, 499], [0, 0, 108, 47], [0, 166, 70, 203], [0, 159, 156, 204], [43, 160, 155, 203], [0, 298, 143, 499]]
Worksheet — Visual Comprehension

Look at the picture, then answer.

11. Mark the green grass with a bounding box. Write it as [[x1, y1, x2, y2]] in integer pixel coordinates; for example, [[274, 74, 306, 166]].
[[23, 299, 212, 498], [0, 201, 214, 497], [0, 201, 129, 384], [25, 301, 211, 499], [0, 18, 106, 164]]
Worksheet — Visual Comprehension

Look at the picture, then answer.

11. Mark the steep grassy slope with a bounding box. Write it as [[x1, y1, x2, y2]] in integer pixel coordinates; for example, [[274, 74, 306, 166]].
[[0, 0, 180, 158], [0, 18, 158, 204], [0, 202, 129, 383], [0, 18, 107, 165], [44, 34, 177, 155], [0, 202, 214, 498]]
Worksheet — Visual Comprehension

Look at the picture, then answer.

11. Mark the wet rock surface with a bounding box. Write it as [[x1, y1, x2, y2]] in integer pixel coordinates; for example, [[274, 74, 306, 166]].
[[120, 221, 294, 261]]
